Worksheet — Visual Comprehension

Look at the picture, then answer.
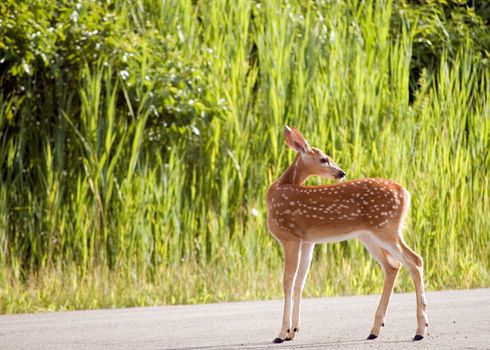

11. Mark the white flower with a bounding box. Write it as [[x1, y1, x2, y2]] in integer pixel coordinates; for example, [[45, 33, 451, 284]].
[[119, 70, 129, 80], [191, 126, 200, 136]]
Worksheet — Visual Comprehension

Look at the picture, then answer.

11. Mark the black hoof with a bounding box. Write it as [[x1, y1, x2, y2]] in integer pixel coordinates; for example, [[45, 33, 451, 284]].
[[381, 323, 385, 327], [272, 337, 284, 344], [285, 337, 293, 341], [367, 333, 378, 340], [426, 323, 429, 327], [413, 334, 424, 341]]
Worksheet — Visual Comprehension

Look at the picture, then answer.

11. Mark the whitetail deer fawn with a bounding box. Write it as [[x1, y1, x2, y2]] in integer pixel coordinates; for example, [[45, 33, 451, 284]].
[[266, 126, 428, 343]]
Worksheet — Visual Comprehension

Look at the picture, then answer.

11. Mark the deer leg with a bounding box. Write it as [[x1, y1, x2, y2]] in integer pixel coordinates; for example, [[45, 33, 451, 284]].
[[273, 240, 301, 344], [288, 242, 315, 341], [382, 238, 428, 341], [398, 240, 428, 340], [360, 235, 401, 340]]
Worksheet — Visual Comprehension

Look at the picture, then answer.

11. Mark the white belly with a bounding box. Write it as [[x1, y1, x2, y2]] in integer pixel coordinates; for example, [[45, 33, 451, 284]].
[[303, 230, 371, 244]]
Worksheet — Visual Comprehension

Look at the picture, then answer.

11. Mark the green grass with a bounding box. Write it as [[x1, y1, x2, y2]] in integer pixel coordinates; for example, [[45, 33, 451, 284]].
[[0, 0, 489, 313]]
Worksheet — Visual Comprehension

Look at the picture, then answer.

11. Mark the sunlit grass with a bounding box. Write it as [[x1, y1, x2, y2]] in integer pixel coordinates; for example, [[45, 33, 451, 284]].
[[0, 0, 489, 313]]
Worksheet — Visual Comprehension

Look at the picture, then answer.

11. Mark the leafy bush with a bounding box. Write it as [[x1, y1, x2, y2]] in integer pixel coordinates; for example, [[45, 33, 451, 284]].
[[391, 0, 490, 96], [0, 0, 221, 148]]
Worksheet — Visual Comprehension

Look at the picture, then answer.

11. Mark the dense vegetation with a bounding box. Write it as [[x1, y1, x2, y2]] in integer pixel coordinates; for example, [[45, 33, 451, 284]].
[[0, 0, 489, 313]]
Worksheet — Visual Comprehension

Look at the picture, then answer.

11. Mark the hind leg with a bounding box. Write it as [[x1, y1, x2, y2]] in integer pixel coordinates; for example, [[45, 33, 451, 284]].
[[381, 238, 428, 340], [359, 234, 401, 339], [399, 240, 428, 340]]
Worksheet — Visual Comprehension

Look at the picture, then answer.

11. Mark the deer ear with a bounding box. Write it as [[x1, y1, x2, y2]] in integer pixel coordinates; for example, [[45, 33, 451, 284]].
[[284, 126, 310, 154]]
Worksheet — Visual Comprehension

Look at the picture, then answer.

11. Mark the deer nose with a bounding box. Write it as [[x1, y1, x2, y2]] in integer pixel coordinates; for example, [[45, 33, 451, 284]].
[[337, 170, 346, 179]]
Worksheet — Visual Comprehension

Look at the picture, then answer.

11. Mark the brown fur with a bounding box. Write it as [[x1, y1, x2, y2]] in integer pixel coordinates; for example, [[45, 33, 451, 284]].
[[267, 126, 427, 343]]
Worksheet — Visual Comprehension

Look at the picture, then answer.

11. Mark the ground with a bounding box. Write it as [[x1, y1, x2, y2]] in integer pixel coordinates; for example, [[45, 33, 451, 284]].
[[0, 289, 489, 349]]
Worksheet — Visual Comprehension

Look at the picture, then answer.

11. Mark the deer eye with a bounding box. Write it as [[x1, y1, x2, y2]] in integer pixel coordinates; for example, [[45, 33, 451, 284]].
[[320, 157, 329, 164]]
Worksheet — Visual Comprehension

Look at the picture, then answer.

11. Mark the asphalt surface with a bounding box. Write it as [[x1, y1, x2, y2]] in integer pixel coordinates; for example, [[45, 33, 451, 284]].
[[0, 289, 489, 350]]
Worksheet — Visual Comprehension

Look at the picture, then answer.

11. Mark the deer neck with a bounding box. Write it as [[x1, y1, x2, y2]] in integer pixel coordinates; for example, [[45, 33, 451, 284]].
[[277, 154, 309, 186]]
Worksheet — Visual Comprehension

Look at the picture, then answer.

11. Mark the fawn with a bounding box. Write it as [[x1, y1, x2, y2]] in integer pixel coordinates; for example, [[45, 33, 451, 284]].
[[266, 126, 428, 343]]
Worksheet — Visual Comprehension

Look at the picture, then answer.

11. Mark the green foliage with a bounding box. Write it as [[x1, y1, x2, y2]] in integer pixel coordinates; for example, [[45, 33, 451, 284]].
[[391, 0, 490, 95], [0, 0, 489, 313], [0, 0, 220, 146]]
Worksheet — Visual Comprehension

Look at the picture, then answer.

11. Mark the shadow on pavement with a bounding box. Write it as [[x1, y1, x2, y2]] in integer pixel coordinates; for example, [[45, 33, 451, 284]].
[[161, 337, 414, 350]]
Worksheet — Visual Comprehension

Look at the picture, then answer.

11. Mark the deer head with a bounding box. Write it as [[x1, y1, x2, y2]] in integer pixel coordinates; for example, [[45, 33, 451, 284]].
[[284, 126, 345, 181]]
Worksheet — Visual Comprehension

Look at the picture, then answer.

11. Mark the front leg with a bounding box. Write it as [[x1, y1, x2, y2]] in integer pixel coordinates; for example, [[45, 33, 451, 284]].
[[273, 240, 301, 344], [288, 242, 315, 341]]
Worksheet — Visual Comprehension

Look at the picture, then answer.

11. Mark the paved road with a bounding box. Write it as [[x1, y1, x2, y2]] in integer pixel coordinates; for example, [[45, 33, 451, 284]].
[[0, 289, 489, 350]]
